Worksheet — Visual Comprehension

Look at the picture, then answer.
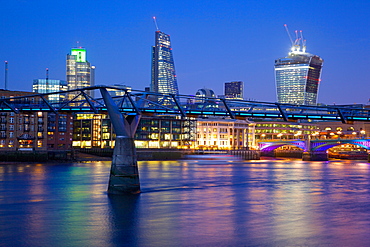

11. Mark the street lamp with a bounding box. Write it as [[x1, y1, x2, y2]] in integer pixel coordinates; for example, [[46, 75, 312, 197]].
[[337, 131, 342, 139], [360, 130, 366, 138]]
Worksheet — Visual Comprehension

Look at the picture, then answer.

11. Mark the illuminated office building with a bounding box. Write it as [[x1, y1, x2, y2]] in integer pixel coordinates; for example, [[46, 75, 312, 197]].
[[107, 84, 132, 97], [254, 121, 318, 140], [225, 81, 243, 100], [66, 47, 94, 99], [151, 31, 179, 95], [274, 33, 323, 105], [72, 114, 196, 149], [32, 79, 68, 103]]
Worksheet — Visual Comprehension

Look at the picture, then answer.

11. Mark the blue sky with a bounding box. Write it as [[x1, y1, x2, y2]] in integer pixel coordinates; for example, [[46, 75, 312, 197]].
[[1, 0, 370, 104]]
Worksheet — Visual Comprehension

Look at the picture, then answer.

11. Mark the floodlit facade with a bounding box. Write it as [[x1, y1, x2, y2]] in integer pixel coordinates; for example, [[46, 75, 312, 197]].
[[225, 81, 243, 100], [151, 31, 179, 95], [32, 79, 68, 103], [274, 35, 323, 105], [66, 48, 94, 99], [254, 121, 319, 140], [196, 118, 255, 150]]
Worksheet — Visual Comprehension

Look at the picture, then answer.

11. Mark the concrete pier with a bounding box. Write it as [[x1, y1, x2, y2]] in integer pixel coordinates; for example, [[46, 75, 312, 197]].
[[108, 136, 140, 194], [229, 150, 260, 160], [302, 151, 328, 161]]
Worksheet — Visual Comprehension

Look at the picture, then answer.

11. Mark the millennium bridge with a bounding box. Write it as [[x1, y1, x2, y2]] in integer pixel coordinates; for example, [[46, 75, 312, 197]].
[[2, 85, 370, 194]]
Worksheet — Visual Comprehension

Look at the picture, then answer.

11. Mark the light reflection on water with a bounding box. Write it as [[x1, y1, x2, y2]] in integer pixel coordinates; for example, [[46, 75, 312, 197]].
[[1, 159, 370, 246]]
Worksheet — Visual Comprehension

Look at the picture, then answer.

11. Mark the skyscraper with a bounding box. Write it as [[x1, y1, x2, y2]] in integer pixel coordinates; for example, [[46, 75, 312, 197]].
[[66, 47, 94, 99], [151, 30, 179, 95], [274, 32, 323, 105], [224, 81, 244, 100]]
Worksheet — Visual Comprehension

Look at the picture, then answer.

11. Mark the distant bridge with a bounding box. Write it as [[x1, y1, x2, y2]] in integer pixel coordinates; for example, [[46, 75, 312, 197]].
[[259, 138, 370, 152]]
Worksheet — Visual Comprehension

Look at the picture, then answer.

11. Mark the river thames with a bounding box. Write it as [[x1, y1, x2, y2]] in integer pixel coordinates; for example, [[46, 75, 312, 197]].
[[1, 158, 370, 246]]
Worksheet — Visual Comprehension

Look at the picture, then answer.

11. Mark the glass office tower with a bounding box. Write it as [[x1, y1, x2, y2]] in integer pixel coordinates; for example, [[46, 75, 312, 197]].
[[274, 41, 323, 105], [32, 79, 68, 103], [151, 31, 179, 95], [66, 48, 94, 99]]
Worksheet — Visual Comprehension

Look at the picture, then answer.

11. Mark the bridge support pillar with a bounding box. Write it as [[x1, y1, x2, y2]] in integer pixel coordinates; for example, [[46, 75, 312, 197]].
[[108, 136, 140, 194], [100, 87, 141, 194], [302, 151, 328, 161]]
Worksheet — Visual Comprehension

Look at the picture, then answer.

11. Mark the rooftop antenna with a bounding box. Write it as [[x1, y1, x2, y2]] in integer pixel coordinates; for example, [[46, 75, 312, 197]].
[[284, 24, 294, 46], [46, 68, 49, 87], [4, 61, 8, 90], [153, 16, 160, 31]]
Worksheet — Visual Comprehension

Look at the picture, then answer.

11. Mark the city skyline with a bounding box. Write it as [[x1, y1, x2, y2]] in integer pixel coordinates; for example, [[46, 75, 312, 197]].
[[1, 0, 370, 105]]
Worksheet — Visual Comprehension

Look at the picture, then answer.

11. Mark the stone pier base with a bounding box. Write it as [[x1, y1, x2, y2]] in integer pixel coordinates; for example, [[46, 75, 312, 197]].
[[302, 151, 328, 161], [108, 136, 141, 194]]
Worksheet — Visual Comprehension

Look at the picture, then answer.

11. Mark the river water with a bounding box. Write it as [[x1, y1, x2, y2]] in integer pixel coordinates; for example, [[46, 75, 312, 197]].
[[1, 158, 370, 246]]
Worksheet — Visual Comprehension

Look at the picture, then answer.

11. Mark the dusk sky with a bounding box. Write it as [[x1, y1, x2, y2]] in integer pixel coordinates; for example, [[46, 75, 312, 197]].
[[1, 0, 370, 105]]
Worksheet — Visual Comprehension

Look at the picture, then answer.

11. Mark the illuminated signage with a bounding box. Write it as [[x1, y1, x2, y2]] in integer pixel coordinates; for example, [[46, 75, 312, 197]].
[[71, 48, 86, 62]]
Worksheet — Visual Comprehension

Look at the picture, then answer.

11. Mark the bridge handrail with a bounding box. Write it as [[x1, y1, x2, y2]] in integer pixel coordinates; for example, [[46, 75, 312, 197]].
[[1, 85, 370, 122]]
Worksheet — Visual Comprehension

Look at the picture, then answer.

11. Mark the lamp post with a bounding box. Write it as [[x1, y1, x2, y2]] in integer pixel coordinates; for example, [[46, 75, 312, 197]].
[[277, 133, 283, 140], [337, 131, 342, 139], [360, 130, 366, 139]]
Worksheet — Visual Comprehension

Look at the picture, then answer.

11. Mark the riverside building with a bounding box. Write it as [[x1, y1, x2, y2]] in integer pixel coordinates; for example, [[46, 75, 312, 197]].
[[274, 31, 323, 105], [0, 90, 48, 151], [72, 114, 196, 149], [196, 118, 255, 150], [254, 121, 319, 141]]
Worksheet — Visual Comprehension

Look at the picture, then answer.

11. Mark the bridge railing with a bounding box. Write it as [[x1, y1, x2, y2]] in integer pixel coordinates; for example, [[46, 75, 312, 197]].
[[1, 85, 370, 122]]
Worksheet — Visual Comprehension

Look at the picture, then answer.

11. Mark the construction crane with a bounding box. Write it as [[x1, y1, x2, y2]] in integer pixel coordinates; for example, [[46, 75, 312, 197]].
[[284, 24, 307, 53], [153, 16, 160, 31]]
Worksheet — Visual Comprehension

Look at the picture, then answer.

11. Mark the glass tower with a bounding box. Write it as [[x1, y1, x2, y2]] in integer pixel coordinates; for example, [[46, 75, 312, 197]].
[[32, 79, 68, 103], [66, 48, 93, 99], [225, 81, 244, 100], [274, 39, 323, 105], [151, 31, 179, 95]]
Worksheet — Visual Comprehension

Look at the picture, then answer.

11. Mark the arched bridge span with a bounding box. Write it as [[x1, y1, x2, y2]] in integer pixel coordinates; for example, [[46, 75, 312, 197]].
[[259, 139, 370, 152], [311, 139, 370, 151], [259, 141, 306, 151]]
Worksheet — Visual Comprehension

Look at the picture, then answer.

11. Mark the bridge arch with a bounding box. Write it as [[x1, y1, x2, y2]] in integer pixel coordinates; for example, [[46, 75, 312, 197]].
[[311, 140, 370, 151], [259, 141, 305, 151]]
